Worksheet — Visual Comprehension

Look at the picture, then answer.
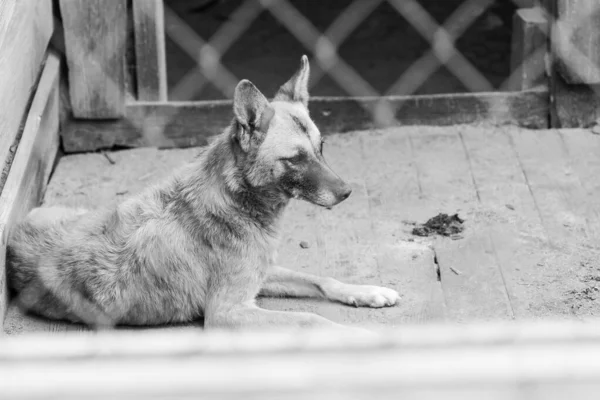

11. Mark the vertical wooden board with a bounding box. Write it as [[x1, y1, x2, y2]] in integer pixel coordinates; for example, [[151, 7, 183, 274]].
[[0, 53, 61, 328], [59, 0, 127, 118], [554, 0, 600, 84], [133, 0, 167, 101], [0, 0, 53, 193], [459, 126, 582, 319], [509, 7, 548, 91], [411, 127, 513, 323], [359, 129, 446, 324]]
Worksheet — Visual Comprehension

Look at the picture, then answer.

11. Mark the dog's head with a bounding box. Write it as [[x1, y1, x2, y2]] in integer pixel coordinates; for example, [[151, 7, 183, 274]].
[[230, 55, 352, 209]]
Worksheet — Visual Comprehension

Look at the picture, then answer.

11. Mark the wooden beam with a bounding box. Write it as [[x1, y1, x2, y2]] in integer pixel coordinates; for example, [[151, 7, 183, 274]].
[[61, 89, 549, 153], [0, 52, 61, 328], [508, 7, 548, 91], [3, 320, 600, 398], [59, 0, 128, 118], [0, 0, 53, 197], [554, 0, 600, 84], [132, 0, 168, 101]]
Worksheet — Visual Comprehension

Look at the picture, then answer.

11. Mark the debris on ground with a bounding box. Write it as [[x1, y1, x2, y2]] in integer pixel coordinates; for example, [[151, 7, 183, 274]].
[[450, 266, 462, 275], [412, 213, 465, 238], [102, 152, 116, 165], [506, 204, 515, 210], [299, 241, 310, 249]]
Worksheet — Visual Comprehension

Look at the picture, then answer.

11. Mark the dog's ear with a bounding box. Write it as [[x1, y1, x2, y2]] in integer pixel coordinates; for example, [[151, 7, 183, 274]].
[[273, 55, 310, 107], [233, 79, 274, 152]]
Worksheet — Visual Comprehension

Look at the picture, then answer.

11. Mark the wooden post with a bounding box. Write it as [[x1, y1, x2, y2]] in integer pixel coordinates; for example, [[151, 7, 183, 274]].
[[0, 0, 53, 198], [59, 0, 128, 118], [550, 0, 600, 127], [133, 0, 168, 101], [508, 7, 548, 91], [554, 0, 600, 84]]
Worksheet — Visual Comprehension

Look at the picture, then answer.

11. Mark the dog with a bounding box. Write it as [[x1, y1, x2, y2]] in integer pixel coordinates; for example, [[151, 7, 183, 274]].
[[7, 55, 400, 331]]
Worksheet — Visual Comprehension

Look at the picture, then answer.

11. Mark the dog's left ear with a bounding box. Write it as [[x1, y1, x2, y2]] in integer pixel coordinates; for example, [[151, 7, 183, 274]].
[[233, 79, 274, 152], [274, 55, 310, 107]]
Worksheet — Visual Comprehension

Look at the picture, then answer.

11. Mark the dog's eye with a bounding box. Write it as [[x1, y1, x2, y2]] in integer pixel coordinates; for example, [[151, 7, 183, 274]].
[[282, 153, 303, 164]]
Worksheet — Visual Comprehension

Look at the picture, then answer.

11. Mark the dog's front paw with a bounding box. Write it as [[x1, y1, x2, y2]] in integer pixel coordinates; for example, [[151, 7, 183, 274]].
[[340, 285, 400, 308]]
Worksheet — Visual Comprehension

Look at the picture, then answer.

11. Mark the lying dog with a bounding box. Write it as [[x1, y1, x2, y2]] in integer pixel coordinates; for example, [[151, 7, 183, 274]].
[[7, 56, 399, 330]]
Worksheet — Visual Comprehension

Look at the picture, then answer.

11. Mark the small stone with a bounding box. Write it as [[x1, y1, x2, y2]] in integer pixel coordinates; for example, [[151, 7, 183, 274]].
[[592, 124, 600, 135], [506, 204, 515, 210], [299, 241, 310, 249]]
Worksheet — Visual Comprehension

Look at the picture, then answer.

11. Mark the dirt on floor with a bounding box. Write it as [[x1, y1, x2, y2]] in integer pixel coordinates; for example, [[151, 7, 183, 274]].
[[411, 213, 465, 238]]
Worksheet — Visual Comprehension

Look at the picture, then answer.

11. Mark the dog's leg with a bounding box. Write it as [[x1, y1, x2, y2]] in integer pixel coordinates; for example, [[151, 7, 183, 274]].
[[205, 303, 347, 330], [204, 269, 348, 330], [260, 266, 400, 308]]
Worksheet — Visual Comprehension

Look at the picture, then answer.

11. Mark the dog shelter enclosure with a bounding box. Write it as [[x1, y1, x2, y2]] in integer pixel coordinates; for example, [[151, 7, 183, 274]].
[[3, 0, 600, 397]]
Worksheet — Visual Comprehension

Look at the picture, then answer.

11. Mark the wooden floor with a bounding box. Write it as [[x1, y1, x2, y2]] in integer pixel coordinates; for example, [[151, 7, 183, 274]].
[[5, 125, 600, 335]]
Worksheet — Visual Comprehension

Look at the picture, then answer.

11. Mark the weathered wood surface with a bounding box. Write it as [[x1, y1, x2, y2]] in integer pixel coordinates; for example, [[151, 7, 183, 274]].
[[0, 52, 61, 328], [548, 0, 600, 128], [8, 125, 600, 334], [59, 0, 127, 118], [0, 0, 53, 193], [554, 0, 600, 84], [60, 89, 549, 153], [549, 74, 600, 128], [509, 7, 548, 91], [359, 130, 446, 324], [132, 0, 167, 101], [411, 128, 514, 322], [4, 320, 600, 399]]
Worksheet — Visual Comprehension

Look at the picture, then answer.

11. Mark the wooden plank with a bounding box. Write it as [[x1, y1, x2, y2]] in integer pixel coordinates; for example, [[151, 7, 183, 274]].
[[548, 0, 600, 128], [554, 0, 600, 84], [508, 128, 595, 245], [61, 89, 550, 153], [459, 126, 584, 319], [314, 133, 394, 327], [0, 52, 61, 328], [0, 0, 53, 193], [257, 201, 337, 320], [4, 320, 600, 399], [559, 129, 600, 244], [508, 7, 548, 91], [360, 129, 446, 324], [550, 75, 600, 128], [132, 0, 168, 101], [410, 128, 514, 322], [507, 128, 600, 317], [59, 0, 127, 118]]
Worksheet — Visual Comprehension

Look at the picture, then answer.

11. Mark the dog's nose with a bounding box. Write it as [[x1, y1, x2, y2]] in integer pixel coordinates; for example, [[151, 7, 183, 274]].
[[340, 187, 352, 200]]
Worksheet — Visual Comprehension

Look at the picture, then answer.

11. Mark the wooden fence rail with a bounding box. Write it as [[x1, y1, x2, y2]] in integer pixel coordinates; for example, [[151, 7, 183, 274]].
[[3, 319, 600, 399]]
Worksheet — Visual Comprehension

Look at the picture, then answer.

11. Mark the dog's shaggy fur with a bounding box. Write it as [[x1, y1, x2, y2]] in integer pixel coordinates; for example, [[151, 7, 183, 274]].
[[7, 56, 399, 330]]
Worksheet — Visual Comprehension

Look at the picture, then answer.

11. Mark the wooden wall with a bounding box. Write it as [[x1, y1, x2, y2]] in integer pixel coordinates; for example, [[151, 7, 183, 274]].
[[0, 0, 53, 188], [0, 1, 56, 327]]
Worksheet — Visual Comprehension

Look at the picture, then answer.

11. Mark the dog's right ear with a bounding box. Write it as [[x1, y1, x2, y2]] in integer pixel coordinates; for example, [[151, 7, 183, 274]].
[[273, 55, 310, 107], [233, 80, 274, 152]]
